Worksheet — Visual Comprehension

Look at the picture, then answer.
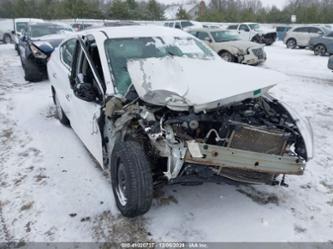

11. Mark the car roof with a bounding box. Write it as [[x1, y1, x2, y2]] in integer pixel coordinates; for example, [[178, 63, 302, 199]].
[[15, 18, 44, 23], [81, 25, 193, 39]]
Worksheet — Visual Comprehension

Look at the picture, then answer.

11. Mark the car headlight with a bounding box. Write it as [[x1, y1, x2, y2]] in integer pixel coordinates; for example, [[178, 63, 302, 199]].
[[30, 44, 47, 59]]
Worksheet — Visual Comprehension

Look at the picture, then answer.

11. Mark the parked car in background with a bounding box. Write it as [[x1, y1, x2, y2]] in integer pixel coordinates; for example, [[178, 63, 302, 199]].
[[164, 20, 202, 31], [276, 26, 292, 41], [189, 28, 266, 65], [227, 23, 277, 45], [309, 31, 333, 56], [328, 56, 333, 70], [19, 22, 73, 82], [284, 25, 330, 49], [48, 25, 313, 218], [13, 18, 44, 54], [71, 23, 93, 31], [0, 19, 14, 44]]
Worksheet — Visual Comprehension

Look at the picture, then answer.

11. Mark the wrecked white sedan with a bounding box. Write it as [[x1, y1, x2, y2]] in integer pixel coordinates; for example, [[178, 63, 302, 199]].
[[48, 26, 313, 217]]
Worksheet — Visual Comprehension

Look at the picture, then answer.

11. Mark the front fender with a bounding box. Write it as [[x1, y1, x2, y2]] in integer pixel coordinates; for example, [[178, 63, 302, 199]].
[[280, 101, 314, 161]]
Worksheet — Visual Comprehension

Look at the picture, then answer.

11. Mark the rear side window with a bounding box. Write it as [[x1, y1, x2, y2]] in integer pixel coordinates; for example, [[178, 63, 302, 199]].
[[61, 39, 77, 69], [197, 32, 210, 41], [227, 25, 238, 30], [308, 27, 323, 34], [239, 24, 250, 32], [294, 27, 309, 33], [181, 21, 193, 28]]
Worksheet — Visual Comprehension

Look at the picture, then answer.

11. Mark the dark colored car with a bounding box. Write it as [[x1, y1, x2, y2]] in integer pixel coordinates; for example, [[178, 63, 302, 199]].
[[309, 31, 333, 56], [329, 56, 333, 70], [18, 22, 73, 82]]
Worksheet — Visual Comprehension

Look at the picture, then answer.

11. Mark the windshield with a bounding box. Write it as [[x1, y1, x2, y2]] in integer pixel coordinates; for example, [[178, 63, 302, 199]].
[[30, 24, 72, 38], [248, 24, 260, 30], [105, 36, 214, 95], [211, 31, 240, 42], [16, 22, 28, 33]]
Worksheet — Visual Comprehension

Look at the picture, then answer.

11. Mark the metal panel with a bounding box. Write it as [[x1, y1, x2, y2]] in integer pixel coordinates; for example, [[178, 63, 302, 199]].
[[185, 142, 304, 175]]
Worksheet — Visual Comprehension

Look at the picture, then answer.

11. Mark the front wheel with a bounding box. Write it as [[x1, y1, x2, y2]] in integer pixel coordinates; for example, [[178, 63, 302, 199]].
[[314, 44, 327, 56], [111, 140, 153, 217], [219, 51, 235, 63]]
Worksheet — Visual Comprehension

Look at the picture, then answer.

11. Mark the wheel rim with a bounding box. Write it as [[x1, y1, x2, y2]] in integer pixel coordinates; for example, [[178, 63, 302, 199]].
[[287, 40, 295, 48], [221, 53, 232, 62], [55, 95, 63, 120], [315, 45, 326, 56], [116, 161, 127, 206]]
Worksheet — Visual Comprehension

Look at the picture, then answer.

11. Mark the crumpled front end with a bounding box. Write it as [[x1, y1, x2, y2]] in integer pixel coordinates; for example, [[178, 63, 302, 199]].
[[114, 95, 312, 186], [241, 46, 267, 65]]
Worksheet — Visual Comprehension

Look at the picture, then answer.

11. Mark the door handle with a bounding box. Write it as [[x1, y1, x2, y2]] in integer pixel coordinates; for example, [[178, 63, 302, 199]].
[[65, 94, 71, 101]]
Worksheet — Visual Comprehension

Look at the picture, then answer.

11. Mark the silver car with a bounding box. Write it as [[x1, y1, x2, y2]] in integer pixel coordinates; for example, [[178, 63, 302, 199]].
[[189, 28, 266, 65]]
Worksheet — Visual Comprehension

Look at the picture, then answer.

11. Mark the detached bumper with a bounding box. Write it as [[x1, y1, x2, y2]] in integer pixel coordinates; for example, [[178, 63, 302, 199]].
[[185, 142, 305, 175]]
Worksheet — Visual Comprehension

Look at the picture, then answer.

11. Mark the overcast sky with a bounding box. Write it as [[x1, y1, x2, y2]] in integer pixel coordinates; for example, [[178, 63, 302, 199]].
[[156, 0, 288, 9]]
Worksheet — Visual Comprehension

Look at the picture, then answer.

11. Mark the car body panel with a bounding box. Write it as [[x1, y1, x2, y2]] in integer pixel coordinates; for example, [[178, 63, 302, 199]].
[[127, 56, 283, 112], [309, 32, 333, 54]]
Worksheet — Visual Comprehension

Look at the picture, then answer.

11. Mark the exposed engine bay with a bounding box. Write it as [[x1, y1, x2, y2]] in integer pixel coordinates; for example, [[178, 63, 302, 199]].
[[105, 94, 309, 186]]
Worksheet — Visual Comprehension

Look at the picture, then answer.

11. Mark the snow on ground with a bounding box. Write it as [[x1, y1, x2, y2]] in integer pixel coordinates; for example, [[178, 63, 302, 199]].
[[0, 42, 333, 243]]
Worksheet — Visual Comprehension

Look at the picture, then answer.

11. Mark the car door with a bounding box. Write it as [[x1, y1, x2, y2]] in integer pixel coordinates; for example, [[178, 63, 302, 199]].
[[67, 38, 105, 167], [325, 32, 333, 53], [238, 24, 251, 41], [54, 38, 78, 118], [293, 27, 308, 46]]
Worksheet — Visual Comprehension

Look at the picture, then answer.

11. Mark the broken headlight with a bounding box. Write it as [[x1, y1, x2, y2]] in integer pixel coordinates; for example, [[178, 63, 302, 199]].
[[30, 44, 47, 59]]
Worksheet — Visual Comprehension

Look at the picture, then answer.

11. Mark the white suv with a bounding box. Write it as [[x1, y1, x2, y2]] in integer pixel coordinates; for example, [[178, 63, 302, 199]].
[[284, 26, 328, 49]]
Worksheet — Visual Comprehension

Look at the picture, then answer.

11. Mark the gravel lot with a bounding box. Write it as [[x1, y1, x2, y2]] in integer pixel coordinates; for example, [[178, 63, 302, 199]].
[[0, 42, 333, 243]]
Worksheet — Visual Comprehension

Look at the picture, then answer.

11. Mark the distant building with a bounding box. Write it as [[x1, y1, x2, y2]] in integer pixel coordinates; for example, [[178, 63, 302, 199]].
[[164, 1, 206, 20]]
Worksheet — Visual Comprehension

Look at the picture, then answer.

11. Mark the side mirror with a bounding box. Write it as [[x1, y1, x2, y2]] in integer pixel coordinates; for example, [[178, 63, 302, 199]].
[[204, 37, 212, 43], [73, 74, 98, 102], [11, 30, 15, 35]]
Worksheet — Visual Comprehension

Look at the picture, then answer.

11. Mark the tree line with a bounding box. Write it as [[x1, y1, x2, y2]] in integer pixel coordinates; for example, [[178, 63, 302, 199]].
[[0, 0, 164, 20], [0, 0, 333, 23], [199, 0, 333, 23]]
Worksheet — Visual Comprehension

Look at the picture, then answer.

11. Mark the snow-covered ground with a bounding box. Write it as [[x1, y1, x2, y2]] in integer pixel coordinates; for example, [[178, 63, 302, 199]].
[[0, 42, 333, 243]]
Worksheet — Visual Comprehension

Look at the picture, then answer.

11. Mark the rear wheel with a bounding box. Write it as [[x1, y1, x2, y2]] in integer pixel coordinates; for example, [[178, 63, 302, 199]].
[[314, 44, 327, 56], [219, 51, 235, 63], [111, 140, 153, 217], [3, 34, 12, 44], [286, 38, 297, 49]]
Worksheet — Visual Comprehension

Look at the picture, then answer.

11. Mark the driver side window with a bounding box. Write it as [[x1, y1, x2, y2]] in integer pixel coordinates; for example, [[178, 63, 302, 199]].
[[239, 24, 250, 32]]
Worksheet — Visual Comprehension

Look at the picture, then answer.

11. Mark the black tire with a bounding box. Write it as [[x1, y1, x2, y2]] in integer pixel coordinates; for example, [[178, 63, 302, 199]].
[[219, 51, 235, 63], [53, 89, 70, 126], [3, 34, 12, 44], [314, 44, 327, 56], [111, 140, 153, 217], [286, 38, 297, 49]]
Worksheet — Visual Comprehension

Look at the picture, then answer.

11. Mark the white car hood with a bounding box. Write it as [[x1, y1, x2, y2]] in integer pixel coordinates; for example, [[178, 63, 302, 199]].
[[127, 56, 285, 112]]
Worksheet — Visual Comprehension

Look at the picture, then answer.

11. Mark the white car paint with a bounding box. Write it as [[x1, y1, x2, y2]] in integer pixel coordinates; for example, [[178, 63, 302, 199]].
[[48, 25, 312, 169], [229, 23, 276, 43], [284, 26, 328, 48], [188, 28, 266, 65]]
